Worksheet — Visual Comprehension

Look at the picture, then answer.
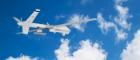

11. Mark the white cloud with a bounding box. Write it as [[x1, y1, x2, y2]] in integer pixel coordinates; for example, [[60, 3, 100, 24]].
[[121, 29, 140, 60], [67, 14, 93, 32], [116, 5, 128, 16], [115, 29, 128, 40], [96, 0, 132, 40], [114, 0, 131, 30], [97, 13, 127, 40], [6, 55, 38, 60], [55, 39, 107, 60], [97, 13, 117, 33]]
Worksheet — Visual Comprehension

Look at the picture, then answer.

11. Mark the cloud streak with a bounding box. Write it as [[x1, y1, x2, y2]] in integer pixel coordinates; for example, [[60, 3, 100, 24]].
[[67, 14, 95, 32]]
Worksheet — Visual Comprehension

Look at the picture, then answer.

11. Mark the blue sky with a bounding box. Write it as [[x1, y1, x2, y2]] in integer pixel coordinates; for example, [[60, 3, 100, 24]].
[[0, 0, 140, 60]]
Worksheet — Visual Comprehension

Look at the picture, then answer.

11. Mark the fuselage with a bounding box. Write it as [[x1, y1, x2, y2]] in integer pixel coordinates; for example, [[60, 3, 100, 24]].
[[29, 23, 49, 29]]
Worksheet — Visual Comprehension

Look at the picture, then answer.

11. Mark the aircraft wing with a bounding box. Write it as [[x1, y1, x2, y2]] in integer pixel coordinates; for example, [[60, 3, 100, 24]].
[[22, 26, 29, 35], [26, 9, 40, 23]]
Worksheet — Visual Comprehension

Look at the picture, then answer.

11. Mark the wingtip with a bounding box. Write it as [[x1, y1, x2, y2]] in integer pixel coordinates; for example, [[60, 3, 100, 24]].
[[35, 9, 40, 12]]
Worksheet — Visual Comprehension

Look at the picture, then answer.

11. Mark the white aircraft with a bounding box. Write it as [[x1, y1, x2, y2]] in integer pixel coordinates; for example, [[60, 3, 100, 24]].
[[13, 9, 70, 36], [13, 9, 96, 36]]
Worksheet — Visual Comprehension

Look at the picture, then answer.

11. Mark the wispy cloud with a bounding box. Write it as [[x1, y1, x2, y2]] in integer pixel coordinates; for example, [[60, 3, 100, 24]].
[[114, 0, 131, 30], [121, 29, 140, 60], [115, 29, 127, 40], [67, 14, 95, 32], [97, 13, 117, 34], [6, 55, 38, 60], [55, 39, 107, 60], [96, 0, 132, 40], [97, 13, 128, 40]]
